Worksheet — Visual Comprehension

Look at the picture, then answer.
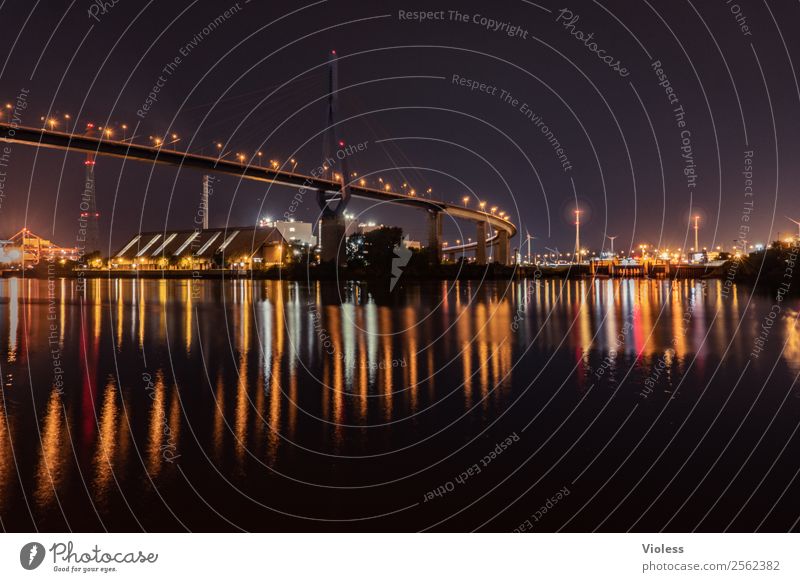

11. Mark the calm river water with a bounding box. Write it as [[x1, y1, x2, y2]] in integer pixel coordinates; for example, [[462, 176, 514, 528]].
[[0, 277, 798, 531]]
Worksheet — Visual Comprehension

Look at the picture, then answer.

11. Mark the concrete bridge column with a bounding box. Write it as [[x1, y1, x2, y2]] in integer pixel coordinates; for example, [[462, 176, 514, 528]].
[[320, 215, 347, 266], [475, 221, 487, 265], [427, 210, 442, 263], [497, 230, 510, 265]]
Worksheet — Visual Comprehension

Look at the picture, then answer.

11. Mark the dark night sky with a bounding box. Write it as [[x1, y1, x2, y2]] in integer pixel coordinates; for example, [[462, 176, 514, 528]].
[[0, 0, 798, 254]]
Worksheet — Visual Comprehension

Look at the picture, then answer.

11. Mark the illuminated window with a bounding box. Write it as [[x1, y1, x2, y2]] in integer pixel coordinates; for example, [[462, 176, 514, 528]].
[[217, 230, 240, 252], [115, 235, 141, 257], [151, 233, 178, 256], [174, 232, 200, 255], [195, 232, 221, 255], [135, 234, 161, 257]]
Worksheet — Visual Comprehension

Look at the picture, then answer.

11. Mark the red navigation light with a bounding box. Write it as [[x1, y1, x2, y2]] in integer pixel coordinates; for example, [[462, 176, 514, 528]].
[[84, 160, 95, 165], [86, 123, 94, 128], [338, 140, 344, 147], [331, 49, 337, 55]]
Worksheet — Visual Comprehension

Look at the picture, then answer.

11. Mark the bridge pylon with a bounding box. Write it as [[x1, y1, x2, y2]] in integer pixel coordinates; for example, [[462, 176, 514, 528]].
[[497, 230, 510, 265], [426, 209, 442, 264], [475, 221, 487, 266], [317, 50, 350, 266]]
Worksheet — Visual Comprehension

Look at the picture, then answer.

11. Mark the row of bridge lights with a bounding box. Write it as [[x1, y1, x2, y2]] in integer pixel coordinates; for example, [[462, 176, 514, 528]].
[[442, 228, 509, 248], [461, 197, 508, 220], [5, 109, 514, 222], [34, 114, 128, 141]]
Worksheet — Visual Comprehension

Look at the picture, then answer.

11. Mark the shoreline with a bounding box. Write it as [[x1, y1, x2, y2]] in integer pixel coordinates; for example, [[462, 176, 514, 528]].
[[6, 255, 797, 293], [3, 262, 730, 281]]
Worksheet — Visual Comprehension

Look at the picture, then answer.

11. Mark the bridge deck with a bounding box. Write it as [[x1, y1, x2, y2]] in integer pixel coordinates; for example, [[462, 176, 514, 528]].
[[0, 123, 516, 239]]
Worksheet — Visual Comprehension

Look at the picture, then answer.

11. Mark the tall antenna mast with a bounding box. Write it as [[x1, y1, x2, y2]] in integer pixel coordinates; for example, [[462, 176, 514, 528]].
[[81, 123, 100, 254], [201, 175, 211, 230]]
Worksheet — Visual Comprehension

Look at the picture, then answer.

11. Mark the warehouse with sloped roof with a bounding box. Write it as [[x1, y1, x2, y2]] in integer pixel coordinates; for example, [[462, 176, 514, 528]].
[[110, 226, 292, 269]]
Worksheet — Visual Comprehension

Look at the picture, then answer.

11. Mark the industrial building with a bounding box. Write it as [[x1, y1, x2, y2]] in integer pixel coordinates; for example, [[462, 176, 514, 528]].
[[111, 225, 300, 270], [257, 218, 316, 247], [0, 228, 82, 266]]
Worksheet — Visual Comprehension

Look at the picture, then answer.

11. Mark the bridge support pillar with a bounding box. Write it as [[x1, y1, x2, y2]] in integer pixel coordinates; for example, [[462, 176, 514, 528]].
[[476, 221, 487, 265], [320, 215, 347, 266], [497, 230, 510, 265], [427, 211, 442, 263]]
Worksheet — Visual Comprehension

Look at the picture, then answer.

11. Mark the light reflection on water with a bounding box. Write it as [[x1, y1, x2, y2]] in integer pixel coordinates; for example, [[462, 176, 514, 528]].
[[0, 276, 797, 531]]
